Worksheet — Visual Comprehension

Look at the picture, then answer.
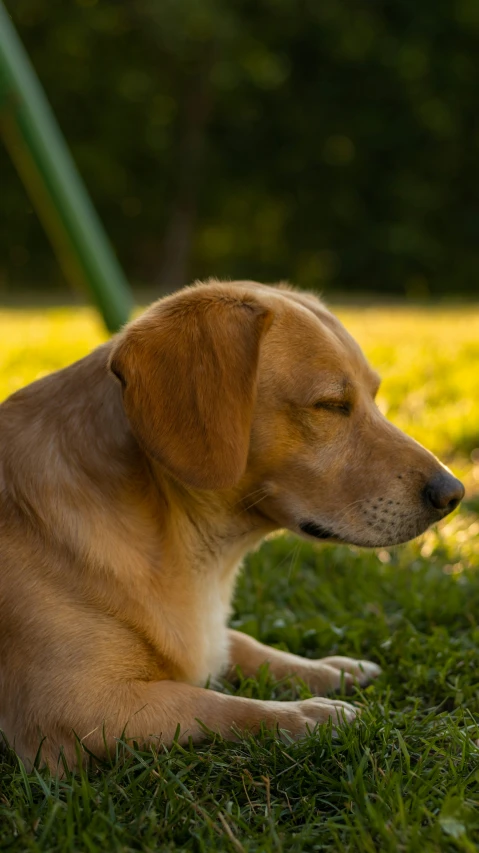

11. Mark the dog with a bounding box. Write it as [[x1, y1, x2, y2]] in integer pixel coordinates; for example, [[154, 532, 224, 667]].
[[0, 280, 464, 769]]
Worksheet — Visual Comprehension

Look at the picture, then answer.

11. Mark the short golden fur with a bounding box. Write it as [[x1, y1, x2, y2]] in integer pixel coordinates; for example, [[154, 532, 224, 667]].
[[0, 281, 464, 769]]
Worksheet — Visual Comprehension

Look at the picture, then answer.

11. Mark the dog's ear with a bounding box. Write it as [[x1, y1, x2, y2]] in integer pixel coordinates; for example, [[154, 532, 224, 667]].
[[109, 288, 272, 489]]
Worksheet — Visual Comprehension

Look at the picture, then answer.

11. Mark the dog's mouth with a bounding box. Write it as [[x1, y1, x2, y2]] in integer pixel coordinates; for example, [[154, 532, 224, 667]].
[[299, 521, 340, 541]]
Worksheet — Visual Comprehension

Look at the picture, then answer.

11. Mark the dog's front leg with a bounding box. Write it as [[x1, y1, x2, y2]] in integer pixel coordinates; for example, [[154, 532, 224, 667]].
[[228, 629, 381, 693], [34, 680, 359, 770]]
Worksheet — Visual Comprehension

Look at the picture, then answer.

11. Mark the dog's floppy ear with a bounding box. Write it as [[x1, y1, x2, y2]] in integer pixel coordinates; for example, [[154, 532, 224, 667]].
[[109, 287, 272, 489]]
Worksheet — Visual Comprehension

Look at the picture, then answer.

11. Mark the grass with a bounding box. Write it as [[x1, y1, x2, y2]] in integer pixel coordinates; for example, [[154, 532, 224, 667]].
[[1, 303, 479, 852]]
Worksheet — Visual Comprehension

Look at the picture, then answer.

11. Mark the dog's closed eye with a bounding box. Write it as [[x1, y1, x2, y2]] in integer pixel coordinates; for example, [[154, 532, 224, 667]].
[[313, 400, 352, 416]]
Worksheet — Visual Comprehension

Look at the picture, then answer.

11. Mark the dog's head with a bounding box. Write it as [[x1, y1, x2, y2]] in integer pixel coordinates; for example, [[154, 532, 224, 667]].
[[109, 281, 464, 547]]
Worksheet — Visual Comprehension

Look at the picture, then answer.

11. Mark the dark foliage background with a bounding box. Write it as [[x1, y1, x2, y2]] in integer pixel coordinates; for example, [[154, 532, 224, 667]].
[[2, 0, 479, 297]]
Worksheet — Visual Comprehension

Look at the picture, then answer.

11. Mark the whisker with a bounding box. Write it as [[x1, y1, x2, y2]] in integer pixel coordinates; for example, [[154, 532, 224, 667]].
[[233, 487, 268, 508], [239, 490, 269, 514], [287, 542, 301, 580]]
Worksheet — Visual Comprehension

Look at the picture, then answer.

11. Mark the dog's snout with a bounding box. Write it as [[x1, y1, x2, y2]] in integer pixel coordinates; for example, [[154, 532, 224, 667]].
[[423, 471, 465, 515]]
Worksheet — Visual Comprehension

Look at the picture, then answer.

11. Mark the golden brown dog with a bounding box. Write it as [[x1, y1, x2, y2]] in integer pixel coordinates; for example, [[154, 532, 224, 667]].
[[0, 281, 464, 769]]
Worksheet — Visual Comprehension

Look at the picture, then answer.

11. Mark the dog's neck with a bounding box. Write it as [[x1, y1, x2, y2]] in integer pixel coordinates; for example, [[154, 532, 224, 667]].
[[2, 344, 273, 581]]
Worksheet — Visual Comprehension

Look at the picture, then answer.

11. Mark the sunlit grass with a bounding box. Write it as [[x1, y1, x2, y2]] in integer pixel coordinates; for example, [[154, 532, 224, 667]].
[[1, 303, 479, 851], [0, 308, 107, 400]]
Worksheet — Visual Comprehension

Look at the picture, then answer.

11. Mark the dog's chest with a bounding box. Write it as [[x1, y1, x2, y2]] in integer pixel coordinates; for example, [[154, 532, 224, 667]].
[[188, 579, 231, 684], [171, 548, 246, 685], [139, 531, 262, 687]]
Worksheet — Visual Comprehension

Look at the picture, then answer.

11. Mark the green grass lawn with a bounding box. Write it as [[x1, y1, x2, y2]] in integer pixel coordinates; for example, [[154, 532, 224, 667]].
[[1, 304, 479, 852]]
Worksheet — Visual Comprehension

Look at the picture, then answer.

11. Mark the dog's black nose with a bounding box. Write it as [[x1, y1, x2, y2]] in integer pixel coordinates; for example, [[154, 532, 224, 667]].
[[423, 471, 465, 515]]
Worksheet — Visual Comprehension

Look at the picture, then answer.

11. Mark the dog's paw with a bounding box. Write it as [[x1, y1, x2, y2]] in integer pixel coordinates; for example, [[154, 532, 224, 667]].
[[284, 696, 358, 739], [304, 655, 381, 694]]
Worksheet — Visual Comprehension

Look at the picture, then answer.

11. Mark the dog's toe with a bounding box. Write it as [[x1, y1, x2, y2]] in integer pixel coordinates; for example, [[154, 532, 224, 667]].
[[319, 655, 382, 688]]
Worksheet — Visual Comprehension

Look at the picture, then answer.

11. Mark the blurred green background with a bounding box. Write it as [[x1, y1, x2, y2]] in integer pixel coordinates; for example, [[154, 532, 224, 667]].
[[2, 0, 479, 300]]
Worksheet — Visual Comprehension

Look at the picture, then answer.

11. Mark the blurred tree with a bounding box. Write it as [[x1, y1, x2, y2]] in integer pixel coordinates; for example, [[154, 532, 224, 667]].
[[1, 0, 478, 297]]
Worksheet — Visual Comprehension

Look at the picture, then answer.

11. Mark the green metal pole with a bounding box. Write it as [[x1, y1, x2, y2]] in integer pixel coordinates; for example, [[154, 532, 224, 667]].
[[0, 2, 133, 332]]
